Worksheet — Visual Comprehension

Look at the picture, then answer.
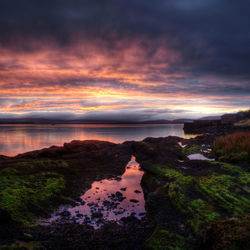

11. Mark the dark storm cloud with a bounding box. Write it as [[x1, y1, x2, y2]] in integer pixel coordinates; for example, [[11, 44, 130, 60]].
[[0, 0, 250, 79], [0, 0, 249, 119]]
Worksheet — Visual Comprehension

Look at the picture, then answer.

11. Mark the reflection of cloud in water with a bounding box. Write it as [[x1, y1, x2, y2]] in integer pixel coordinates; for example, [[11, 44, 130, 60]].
[[68, 156, 146, 228]]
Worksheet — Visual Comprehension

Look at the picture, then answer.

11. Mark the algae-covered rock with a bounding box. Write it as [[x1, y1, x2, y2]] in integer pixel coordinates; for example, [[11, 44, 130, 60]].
[[202, 216, 250, 250]]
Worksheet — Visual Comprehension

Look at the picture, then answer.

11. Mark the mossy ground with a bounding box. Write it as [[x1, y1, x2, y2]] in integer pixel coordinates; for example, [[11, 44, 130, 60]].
[[183, 144, 200, 155], [0, 160, 67, 224], [0, 241, 42, 250], [0, 155, 126, 226], [143, 160, 250, 249], [146, 228, 186, 250]]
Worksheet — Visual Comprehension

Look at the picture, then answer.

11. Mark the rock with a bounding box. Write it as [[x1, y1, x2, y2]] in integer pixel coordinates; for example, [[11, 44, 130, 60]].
[[60, 210, 70, 217], [91, 212, 103, 219], [129, 199, 139, 203], [76, 213, 83, 218], [115, 191, 123, 197], [121, 215, 139, 224], [23, 233, 33, 240], [103, 200, 112, 207], [84, 216, 91, 223], [0, 207, 11, 224]]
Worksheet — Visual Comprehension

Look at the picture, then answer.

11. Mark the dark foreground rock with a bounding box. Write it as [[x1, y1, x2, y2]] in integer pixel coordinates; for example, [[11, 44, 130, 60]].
[[133, 132, 250, 249], [0, 207, 11, 224], [0, 131, 249, 249], [21, 219, 153, 250]]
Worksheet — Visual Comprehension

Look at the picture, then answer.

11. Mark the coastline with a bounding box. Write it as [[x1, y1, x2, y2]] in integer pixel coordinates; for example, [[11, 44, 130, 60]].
[[0, 126, 249, 249]]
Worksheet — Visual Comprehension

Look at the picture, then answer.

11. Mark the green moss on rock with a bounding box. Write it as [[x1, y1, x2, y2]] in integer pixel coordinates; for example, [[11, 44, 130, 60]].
[[183, 144, 200, 156], [0, 160, 66, 224], [147, 229, 186, 250]]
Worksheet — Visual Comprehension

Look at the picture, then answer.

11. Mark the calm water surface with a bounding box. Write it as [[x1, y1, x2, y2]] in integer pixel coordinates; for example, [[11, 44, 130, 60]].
[[47, 156, 146, 228], [0, 124, 197, 156]]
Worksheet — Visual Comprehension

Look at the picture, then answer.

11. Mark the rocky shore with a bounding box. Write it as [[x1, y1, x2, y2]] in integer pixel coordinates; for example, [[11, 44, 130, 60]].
[[0, 128, 249, 249]]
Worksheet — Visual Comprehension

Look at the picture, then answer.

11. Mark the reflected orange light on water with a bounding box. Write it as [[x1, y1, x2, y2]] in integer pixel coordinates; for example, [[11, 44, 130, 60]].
[[0, 124, 198, 156]]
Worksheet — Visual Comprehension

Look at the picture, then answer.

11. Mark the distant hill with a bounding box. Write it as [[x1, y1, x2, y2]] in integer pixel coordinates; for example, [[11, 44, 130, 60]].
[[198, 116, 221, 121], [0, 118, 189, 125], [1, 110, 249, 124]]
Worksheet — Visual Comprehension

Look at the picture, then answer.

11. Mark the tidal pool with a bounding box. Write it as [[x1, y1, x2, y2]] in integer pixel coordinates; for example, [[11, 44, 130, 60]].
[[48, 156, 146, 228], [187, 153, 214, 161]]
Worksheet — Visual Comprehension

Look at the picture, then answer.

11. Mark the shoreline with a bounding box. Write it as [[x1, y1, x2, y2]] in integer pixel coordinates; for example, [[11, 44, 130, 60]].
[[0, 127, 249, 249]]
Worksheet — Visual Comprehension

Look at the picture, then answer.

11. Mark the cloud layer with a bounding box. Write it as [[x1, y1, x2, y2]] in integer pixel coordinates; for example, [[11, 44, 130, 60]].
[[0, 0, 249, 120]]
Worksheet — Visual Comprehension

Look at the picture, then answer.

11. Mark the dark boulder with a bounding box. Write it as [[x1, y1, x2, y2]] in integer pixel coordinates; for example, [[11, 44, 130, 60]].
[[0, 207, 11, 224]]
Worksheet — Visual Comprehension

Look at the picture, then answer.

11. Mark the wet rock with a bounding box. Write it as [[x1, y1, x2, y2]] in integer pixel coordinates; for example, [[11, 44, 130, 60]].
[[114, 210, 125, 215], [116, 191, 123, 197], [0, 207, 11, 224], [84, 216, 91, 223], [109, 193, 126, 202], [91, 212, 103, 219], [129, 199, 139, 203], [72, 216, 77, 222], [96, 218, 104, 225], [23, 233, 33, 240], [121, 215, 140, 224], [103, 200, 112, 207], [60, 211, 70, 217], [76, 213, 83, 218], [102, 200, 119, 209]]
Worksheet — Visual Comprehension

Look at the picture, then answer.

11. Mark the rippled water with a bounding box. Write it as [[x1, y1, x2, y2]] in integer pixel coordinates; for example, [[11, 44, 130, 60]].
[[48, 156, 146, 228], [0, 124, 198, 156]]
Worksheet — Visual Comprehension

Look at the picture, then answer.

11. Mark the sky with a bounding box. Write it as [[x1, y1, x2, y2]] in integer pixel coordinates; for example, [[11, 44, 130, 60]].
[[0, 0, 250, 121]]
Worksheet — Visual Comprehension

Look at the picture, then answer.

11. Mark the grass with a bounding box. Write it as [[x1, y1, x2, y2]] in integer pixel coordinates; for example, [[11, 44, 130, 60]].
[[235, 118, 250, 127], [213, 132, 250, 163]]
